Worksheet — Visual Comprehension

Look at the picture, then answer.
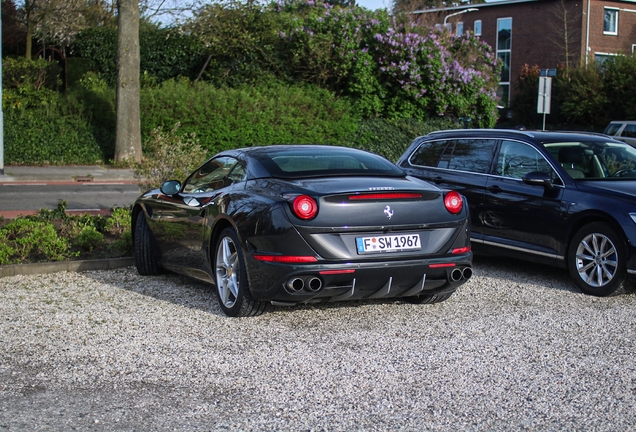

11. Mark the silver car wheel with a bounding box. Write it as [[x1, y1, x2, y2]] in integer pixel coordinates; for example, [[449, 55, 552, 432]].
[[575, 232, 618, 288], [215, 235, 240, 308]]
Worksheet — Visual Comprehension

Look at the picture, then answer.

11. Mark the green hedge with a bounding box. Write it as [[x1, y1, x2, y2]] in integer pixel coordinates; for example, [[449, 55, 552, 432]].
[[3, 74, 455, 165], [140, 79, 360, 152]]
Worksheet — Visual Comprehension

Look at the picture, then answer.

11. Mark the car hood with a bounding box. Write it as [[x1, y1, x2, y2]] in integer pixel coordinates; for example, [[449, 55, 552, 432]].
[[577, 180, 636, 200]]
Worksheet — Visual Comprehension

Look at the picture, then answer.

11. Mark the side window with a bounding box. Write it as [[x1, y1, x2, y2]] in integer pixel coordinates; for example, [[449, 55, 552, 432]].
[[182, 157, 237, 194], [227, 163, 247, 184], [622, 124, 636, 138], [409, 140, 449, 167], [443, 139, 498, 174], [497, 141, 554, 180], [604, 123, 621, 136]]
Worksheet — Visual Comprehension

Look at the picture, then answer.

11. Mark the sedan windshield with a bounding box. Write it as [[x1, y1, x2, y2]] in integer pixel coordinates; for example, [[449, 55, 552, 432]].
[[544, 141, 636, 180], [253, 147, 405, 179]]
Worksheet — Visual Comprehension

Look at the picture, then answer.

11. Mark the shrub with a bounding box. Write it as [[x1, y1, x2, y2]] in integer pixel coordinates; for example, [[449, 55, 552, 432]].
[[134, 122, 209, 190], [0, 218, 75, 263], [74, 226, 104, 252], [346, 117, 460, 162], [140, 79, 361, 153], [104, 207, 132, 236]]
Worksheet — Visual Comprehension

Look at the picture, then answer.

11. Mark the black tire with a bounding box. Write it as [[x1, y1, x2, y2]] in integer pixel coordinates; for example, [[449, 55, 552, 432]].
[[214, 228, 267, 317], [134, 214, 162, 276], [404, 290, 456, 304], [568, 222, 627, 296]]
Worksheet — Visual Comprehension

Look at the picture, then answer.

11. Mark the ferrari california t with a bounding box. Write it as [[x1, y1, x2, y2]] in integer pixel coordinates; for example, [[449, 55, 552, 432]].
[[132, 145, 472, 317]]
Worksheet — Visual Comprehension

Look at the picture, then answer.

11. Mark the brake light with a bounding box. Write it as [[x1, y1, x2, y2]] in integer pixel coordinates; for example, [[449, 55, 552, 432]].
[[452, 246, 471, 254], [444, 191, 463, 214], [348, 193, 422, 200], [253, 255, 318, 263], [292, 195, 318, 220]]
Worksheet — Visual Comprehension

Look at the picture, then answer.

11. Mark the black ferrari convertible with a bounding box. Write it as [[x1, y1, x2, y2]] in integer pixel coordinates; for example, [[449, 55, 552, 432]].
[[132, 145, 472, 317]]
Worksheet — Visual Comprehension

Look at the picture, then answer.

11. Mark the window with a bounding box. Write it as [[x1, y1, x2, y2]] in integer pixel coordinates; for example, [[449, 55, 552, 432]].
[[604, 8, 618, 35], [411, 139, 497, 174], [183, 157, 238, 193], [474, 20, 482, 36], [456, 22, 464, 36], [594, 53, 617, 65], [497, 18, 512, 108], [622, 124, 636, 138], [497, 141, 554, 180]]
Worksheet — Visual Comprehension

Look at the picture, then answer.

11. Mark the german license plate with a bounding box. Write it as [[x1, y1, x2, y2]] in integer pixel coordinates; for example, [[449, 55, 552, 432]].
[[356, 234, 421, 254]]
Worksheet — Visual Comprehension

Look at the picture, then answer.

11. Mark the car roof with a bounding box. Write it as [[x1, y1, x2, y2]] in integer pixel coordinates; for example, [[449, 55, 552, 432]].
[[421, 129, 623, 144]]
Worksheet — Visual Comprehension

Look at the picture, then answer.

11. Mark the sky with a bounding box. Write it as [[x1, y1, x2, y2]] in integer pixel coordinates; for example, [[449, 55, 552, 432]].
[[356, 0, 392, 10]]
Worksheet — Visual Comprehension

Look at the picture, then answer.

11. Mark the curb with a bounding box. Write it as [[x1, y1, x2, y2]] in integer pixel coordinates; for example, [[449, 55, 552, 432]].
[[0, 257, 135, 278]]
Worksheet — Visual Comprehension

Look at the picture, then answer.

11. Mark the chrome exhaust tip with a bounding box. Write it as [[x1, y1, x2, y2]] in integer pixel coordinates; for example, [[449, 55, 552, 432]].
[[286, 277, 304, 292], [306, 277, 323, 292], [462, 267, 473, 280], [450, 268, 463, 282]]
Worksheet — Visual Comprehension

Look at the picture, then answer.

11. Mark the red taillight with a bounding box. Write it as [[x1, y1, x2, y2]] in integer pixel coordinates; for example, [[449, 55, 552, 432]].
[[430, 263, 456, 268], [253, 255, 318, 263], [452, 246, 471, 254], [444, 191, 463, 214], [292, 195, 318, 220], [318, 269, 356, 275], [348, 193, 422, 200]]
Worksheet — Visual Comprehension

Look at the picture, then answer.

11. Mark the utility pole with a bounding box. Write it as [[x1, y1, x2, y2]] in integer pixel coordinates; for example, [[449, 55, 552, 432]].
[[1, 3, 4, 176]]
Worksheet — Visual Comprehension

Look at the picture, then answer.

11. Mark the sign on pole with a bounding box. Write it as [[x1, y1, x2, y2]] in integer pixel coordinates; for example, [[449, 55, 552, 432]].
[[537, 76, 552, 131]]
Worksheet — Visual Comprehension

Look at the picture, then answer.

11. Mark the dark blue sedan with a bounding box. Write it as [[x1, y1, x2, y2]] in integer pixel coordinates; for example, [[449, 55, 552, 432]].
[[398, 129, 636, 296]]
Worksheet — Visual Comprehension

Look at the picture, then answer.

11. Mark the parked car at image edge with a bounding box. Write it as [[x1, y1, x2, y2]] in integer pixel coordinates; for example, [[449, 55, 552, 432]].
[[397, 129, 636, 296], [133, 145, 472, 317], [604, 120, 636, 148]]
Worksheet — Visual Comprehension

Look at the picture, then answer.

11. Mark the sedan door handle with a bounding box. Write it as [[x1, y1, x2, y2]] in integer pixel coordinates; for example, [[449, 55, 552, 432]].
[[433, 176, 444, 183], [487, 185, 502, 192]]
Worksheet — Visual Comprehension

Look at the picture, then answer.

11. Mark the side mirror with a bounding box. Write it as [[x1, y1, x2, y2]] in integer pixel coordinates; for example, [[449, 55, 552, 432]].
[[160, 180, 181, 195], [522, 171, 553, 189]]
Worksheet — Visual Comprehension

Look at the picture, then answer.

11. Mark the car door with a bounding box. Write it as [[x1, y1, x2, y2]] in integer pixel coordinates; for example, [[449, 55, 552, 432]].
[[482, 140, 566, 259], [402, 138, 498, 240], [153, 157, 244, 280]]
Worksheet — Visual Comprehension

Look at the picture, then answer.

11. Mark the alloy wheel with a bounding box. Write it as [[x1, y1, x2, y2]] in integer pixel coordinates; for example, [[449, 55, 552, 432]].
[[574, 232, 618, 288], [216, 235, 240, 308]]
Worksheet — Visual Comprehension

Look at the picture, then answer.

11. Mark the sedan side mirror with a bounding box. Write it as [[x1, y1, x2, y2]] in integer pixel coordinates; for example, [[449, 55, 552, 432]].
[[160, 180, 181, 195], [522, 171, 553, 190]]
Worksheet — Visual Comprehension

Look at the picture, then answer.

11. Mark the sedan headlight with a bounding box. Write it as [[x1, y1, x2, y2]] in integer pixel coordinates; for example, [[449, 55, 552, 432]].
[[630, 213, 636, 224]]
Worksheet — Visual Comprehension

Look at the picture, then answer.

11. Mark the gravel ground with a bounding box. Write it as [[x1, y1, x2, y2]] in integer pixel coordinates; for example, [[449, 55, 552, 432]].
[[1, 256, 636, 431]]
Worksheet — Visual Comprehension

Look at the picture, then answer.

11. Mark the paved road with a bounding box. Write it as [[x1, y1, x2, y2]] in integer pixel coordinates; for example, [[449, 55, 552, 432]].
[[0, 183, 140, 212]]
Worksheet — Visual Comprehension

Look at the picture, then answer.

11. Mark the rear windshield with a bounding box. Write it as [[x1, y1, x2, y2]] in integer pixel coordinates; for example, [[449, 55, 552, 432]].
[[253, 147, 405, 179]]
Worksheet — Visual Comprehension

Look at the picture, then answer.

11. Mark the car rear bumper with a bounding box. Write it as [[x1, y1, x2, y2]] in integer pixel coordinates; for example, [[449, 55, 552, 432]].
[[247, 253, 472, 304]]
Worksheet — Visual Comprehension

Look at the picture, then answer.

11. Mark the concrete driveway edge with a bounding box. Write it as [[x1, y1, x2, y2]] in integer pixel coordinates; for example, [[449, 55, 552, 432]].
[[0, 257, 135, 278]]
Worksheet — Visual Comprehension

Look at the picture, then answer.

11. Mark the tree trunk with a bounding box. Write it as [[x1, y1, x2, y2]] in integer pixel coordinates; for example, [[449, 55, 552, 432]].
[[114, 0, 141, 163]]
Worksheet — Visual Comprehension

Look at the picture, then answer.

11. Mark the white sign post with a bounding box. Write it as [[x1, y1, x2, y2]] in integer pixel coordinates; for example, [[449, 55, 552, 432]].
[[537, 76, 552, 131]]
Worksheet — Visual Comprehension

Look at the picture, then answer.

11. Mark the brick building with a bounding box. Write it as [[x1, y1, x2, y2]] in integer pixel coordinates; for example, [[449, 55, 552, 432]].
[[412, 0, 636, 107]]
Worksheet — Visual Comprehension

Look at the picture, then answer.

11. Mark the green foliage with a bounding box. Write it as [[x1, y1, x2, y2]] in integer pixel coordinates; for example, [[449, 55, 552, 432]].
[[558, 66, 608, 128], [2, 57, 61, 91], [511, 56, 636, 129], [0, 204, 133, 264], [72, 26, 208, 86], [0, 218, 75, 264], [74, 226, 104, 252], [3, 71, 115, 165], [346, 117, 461, 162], [601, 55, 636, 121], [104, 207, 132, 236], [140, 79, 361, 153], [134, 122, 209, 190]]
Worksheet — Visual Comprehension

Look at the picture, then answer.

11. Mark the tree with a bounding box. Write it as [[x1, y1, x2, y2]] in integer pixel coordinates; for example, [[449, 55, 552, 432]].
[[115, 0, 142, 163], [547, 0, 580, 69]]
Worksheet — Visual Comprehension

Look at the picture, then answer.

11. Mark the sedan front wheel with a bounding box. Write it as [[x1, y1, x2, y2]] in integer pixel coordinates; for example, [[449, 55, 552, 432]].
[[568, 222, 627, 296], [214, 228, 267, 317]]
